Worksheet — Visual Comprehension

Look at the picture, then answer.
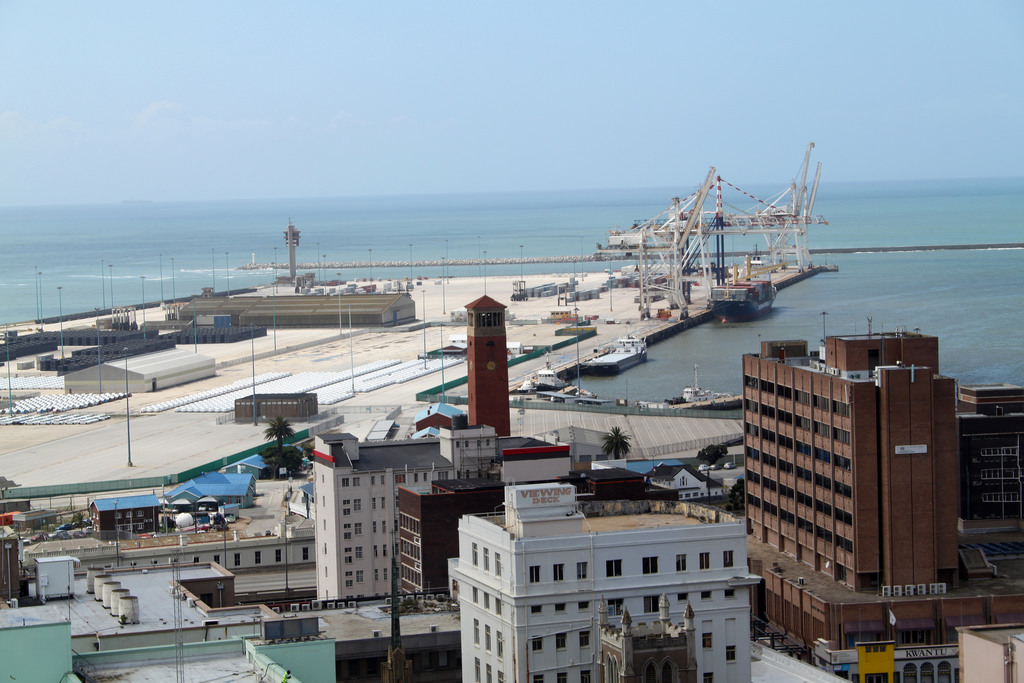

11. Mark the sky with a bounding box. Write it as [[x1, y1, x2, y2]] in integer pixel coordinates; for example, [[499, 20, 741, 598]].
[[1, 1, 1022, 206]]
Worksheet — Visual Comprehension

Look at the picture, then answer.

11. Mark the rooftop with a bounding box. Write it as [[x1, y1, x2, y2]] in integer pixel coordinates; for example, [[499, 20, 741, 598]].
[[585, 511, 702, 532], [92, 494, 161, 511]]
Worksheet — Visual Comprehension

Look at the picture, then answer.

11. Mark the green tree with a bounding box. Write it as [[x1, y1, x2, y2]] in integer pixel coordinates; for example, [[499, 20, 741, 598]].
[[262, 416, 295, 478], [262, 444, 304, 478], [601, 426, 632, 458], [726, 478, 746, 511], [697, 443, 728, 467]]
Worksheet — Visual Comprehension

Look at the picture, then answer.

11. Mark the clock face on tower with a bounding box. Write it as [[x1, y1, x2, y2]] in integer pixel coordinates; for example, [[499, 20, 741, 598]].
[[486, 360, 497, 371]]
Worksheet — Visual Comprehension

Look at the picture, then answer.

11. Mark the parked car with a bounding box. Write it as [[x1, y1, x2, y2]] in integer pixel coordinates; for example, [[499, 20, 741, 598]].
[[55, 523, 74, 532], [29, 533, 48, 543], [50, 531, 72, 540], [71, 530, 88, 539], [723, 462, 736, 469], [697, 464, 710, 472]]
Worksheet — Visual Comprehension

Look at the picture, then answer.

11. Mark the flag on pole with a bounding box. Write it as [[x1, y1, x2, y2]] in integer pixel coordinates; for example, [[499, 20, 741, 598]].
[[889, 609, 897, 626]]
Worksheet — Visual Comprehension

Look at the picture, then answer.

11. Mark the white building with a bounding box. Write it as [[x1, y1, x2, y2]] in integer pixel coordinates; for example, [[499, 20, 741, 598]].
[[449, 483, 757, 683], [312, 432, 453, 600]]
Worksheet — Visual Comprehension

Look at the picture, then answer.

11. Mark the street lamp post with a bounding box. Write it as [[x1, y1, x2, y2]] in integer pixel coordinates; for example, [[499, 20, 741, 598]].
[[273, 247, 278, 293], [57, 287, 65, 358], [124, 348, 132, 467], [348, 306, 355, 394], [95, 309, 103, 394], [421, 289, 427, 369], [139, 276, 147, 339]]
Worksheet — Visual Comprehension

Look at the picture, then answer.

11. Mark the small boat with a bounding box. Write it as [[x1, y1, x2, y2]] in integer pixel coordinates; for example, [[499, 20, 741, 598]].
[[667, 365, 715, 404], [581, 334, 647, 375], [534, 367, 567, 391]]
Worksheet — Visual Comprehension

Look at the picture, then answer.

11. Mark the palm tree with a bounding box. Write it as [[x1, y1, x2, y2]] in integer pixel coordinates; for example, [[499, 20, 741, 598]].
[[602, 426, 632, 458], [263, 416, 295, 459]]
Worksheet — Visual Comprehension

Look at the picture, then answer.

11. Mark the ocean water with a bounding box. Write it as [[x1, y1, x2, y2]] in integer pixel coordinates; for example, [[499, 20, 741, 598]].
[[2, 177, 1022, 392]]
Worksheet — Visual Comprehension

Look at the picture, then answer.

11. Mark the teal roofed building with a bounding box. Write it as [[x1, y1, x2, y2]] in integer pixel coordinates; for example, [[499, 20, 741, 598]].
[[414, 402, 464, 432], [166, 472, 256, 509]]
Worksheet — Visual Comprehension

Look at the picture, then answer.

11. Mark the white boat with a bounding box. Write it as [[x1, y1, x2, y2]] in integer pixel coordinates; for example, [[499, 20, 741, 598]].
[[534, 367, 567, 391]]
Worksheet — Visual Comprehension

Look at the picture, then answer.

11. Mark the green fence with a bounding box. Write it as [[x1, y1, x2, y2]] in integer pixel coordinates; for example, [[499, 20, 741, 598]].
[[6, 429, 310, 500]]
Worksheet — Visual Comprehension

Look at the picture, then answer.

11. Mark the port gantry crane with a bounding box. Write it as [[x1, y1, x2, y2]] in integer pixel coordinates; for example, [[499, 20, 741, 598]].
[[598, 143, 827, 318]]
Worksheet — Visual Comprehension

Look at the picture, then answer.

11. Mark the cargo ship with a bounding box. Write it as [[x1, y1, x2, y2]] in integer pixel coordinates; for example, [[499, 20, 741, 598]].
[[710, 279, 776, 323], [581, 334, 647, 375]]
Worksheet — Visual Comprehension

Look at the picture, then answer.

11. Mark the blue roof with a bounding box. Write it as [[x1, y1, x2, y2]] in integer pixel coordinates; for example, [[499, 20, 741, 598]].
[[93, 494, 161, 511], [235, 454, 266, 468], [414, 402, 464, 423], [166, 472, 254, 500], [615, 459, 684, 474], [411, 426, 441, 439]]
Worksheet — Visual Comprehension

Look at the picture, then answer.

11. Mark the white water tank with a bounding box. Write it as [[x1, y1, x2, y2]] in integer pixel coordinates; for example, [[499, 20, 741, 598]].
[[118, 595, 140, 624], [175, 512, 194, 529]]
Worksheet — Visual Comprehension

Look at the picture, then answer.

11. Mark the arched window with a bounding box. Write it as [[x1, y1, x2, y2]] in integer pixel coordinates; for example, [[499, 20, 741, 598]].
[[937, 661, 952, 683], [607, 655, 619, 683], [920, 662, 935, 683], [661, 660, 674, 683], [903, 662, 918, 683], [644, 662, 657, 683]]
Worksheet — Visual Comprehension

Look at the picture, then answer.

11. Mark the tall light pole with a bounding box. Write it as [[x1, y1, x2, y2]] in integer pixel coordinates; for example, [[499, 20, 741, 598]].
[[95, 308, 103, 394], [421, 289, 427, 369], [273, 247, 279, 294], [4, 325, 13, 416], [250, 325, 257, 426], [108, 263, 114, 311], [348, 305, 355, 394], [159, 253, 164, 302], [57, 287, 65, 358], [139, 276, 147, 339], [124, 348, 132, 467], [113, 499, 120, 566]]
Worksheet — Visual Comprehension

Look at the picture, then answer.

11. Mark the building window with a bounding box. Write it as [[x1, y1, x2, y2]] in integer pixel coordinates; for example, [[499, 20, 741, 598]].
[[643, 595, 660, 613], [702, 632, 713, 648], [701, 591, 712, 600], [487, 664, 493, 683], [724, 589, 735, 598], [606, 559, 622, 577], [579, 630, 590, 647], [472, 543, 478, 566], [677, 592, 688, 601], [607, 598, 624, 616], [576, 561, 588, 579], [395, 473, 405, 484], [642, 556, 658, 574], [531, 605, 542, 614], [703, 675, 714, 683], [533, 676, 544, 683], [232, 553, 240, 566], [726, 645, 736, 661], [497, 631, 504, 659], [473, 587, 479, 603], [581, 671, 591, 683], [275, 549, 282, 562], [483, 548, 489, 571], [579, 601, 590, 610], [557, 674, 567, 683], [531, 637, 543, 652], [302, 546, 309, 560], [484, 593, 490, 610], [474, 619, 480, 645], [555, 632, 566, 649], [723, 550, 734, 567], [675, 554, 687, 571], [495, 553, 502, 576], [529, 565, 541, 583], [485, 624, 491, 651], [474, 658, 481, 683], [554, 603, 565, 612], [495, 600, 502, 616], [553, 563, 564, 581], [356, 570, 363, 582], [700, 552, 710, 569]]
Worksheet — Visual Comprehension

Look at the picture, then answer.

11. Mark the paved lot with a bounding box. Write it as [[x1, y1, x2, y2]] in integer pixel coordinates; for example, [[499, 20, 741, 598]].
[[1, 271, 733, 491]]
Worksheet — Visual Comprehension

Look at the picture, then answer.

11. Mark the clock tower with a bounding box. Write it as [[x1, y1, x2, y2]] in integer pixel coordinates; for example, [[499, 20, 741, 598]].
[[465, 295, 511, 436]]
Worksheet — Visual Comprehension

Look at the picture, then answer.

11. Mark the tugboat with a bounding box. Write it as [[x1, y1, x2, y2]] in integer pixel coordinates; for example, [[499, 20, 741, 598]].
[[581, 334, 647, 375]]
